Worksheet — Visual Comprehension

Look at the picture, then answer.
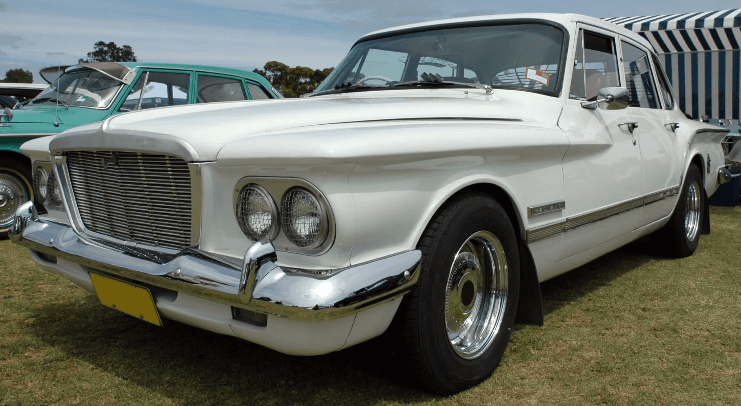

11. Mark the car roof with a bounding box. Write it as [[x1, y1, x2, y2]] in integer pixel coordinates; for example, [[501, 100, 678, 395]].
[[357, 13, 654, 51], [117, 62, 268, 82]]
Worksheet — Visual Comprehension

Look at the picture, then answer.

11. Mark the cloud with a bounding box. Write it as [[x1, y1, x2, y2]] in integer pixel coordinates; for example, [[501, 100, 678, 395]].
[[46, 52, 66, 57], [0, 35, 22, 46], [0, 50, 6, 56]]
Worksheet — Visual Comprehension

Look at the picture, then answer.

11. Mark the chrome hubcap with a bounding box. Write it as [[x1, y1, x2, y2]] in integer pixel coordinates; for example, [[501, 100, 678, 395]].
[[0, 173, 28, 228], [684, 180, 701, 242], [445, 231, 508, 359]]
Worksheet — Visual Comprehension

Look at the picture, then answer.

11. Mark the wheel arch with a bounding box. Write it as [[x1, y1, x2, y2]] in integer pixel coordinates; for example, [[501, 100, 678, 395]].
[[419, 182, 544, 326], [0, 149, 31, 168]]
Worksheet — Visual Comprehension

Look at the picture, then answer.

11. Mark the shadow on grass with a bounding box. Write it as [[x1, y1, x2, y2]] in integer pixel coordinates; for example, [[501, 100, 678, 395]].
[[538, 237, 656, 318], [27, 238, 662, 404], [30, 294, 434, 405]]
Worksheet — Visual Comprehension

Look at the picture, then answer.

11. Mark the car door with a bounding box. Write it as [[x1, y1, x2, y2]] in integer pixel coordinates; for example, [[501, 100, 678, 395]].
[[557, 25, 643, 261], [619, 39, 680, 227]]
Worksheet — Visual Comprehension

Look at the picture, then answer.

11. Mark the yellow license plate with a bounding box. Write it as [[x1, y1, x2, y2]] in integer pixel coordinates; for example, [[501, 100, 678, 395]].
[[90, 273, 162, 326]]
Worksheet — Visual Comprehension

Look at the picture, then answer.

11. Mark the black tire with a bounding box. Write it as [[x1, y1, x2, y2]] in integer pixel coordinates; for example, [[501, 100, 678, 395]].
[[653, 164, 703, 258], [392, 193, 520, 395], [0, 156, 33, 239]]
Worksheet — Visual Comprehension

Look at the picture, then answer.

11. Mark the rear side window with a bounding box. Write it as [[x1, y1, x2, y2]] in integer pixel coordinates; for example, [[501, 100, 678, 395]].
[[651, 53, 675, 110], [570, 30, 620, 101], [196, 75, 246, 103], [621, 41, 659, 109], [247, 83, 272, 100]]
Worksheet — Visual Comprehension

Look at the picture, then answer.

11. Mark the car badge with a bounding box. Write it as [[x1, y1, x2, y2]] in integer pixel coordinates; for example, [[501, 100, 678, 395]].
[[101, 153, 120, 170]]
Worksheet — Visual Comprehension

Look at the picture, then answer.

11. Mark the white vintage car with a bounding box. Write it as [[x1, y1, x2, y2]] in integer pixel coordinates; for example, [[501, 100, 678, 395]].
[[9, 13, 731, 394]]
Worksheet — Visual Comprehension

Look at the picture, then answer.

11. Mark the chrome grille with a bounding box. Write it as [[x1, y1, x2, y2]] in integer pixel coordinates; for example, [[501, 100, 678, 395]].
[[65, 151, 192, 251]]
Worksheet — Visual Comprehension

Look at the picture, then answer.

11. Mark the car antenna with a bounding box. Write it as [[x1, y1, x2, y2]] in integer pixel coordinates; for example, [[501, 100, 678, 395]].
[[54, 63, 61, 127]]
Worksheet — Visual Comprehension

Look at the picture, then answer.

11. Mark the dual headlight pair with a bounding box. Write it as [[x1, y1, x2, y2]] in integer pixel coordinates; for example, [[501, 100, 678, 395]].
[[32, 165, 63, 209], [235, 180, 332, 252]]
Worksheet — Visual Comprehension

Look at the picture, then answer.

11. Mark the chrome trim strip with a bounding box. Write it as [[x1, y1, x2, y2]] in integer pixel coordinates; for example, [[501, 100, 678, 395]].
[[0, 133, 54, 139], [526, 186, 680, 243], [189, 163, 202, 248], [9, 214, 421, 321], [527, 200, 565, 217]]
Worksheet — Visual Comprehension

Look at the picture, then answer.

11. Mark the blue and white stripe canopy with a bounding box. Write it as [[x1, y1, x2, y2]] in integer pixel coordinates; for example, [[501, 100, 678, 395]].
[[605, 9, 741, 120]]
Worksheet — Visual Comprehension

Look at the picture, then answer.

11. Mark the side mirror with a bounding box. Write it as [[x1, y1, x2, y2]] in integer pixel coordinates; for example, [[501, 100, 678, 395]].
[[1, 106, 13, 123], [581, 87, 630, 111]]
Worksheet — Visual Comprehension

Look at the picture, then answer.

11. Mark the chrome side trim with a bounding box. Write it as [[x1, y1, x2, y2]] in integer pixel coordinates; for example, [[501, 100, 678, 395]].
[[527, 200, 565, 217], [10, 214, 421, 321], [0, 133, 54, 139], [526, 186, 680, 243], [189, 163, 202, 248]]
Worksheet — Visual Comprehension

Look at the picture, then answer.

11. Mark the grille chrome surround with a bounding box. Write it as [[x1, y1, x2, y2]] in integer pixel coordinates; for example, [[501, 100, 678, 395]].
[[64, 151, 194, 251]]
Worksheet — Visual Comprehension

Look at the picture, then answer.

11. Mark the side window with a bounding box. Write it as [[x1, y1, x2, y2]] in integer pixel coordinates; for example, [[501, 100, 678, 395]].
[[246, 83, 272, 100], [121, 71, 190, 111], [621, 41, 659, 109], [570, 30, 620, 101], [651, 53, 675, 110], [196, 75, 246, 103]]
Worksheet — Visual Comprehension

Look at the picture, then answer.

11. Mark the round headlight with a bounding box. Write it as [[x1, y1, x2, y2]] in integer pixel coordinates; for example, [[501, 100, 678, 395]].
[[280, 187, 327, 248], [236, 184, 279, 241], [47, 171, 63, 207], [33, 167, 49, 204]]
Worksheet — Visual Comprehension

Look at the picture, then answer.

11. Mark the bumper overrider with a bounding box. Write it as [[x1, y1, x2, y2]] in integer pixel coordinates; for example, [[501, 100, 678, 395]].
[[9, 201, 421, 355]]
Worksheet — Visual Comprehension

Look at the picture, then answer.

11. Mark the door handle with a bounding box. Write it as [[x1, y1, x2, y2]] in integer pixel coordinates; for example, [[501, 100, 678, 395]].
[[618, 122, 639, 134], [664, 122, 680, 132]]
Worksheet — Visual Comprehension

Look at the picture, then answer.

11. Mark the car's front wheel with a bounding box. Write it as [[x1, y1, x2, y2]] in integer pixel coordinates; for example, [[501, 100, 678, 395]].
[[0, 157, 33, 239], [393, 193, 519, 395]]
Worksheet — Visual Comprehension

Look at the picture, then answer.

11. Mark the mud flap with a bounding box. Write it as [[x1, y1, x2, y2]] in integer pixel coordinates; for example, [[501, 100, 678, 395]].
[[515, 240, 543, 326], [701, 188, 710, 235]]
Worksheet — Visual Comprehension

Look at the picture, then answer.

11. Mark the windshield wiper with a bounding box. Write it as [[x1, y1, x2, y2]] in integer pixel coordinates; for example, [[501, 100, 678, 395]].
[[309, 82, 387, 97], [391, 73, 493, 94], [32, 97, 70, 110]]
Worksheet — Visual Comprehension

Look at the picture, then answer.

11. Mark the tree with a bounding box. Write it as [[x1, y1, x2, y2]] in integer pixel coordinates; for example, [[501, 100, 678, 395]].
[[79, 41, 137, 63], [253, 62, 334, 98], [1, 68, 33, 83]]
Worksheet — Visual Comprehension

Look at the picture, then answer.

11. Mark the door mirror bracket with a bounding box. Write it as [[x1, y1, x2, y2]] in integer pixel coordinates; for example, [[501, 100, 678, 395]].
[[580, 87, 630, 111]]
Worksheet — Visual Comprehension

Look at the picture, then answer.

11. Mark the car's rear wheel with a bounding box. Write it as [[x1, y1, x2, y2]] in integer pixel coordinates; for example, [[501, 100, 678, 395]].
[[393, 193, 519, 395], [653, 164, 703, 257], [0, 158, 33, 239]]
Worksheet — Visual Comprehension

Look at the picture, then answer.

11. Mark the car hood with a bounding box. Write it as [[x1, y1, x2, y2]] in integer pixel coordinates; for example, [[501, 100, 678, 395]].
[[49, 90, 564, 162], [8, 105, 109, 125]]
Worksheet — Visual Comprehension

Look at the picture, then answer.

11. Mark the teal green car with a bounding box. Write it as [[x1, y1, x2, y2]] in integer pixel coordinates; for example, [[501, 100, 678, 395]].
[[0, 62, 280, 237]]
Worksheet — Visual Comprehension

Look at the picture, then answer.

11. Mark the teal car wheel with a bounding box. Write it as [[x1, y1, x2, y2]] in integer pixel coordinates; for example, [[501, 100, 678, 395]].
[[0, 161, 32, 239]]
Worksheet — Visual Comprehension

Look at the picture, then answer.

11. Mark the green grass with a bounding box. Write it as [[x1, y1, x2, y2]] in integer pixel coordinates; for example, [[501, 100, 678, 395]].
[[1, 206, 740, 405]]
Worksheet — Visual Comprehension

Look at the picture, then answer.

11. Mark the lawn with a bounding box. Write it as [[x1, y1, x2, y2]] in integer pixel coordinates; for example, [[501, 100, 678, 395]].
[[1, 206, 740, 405]]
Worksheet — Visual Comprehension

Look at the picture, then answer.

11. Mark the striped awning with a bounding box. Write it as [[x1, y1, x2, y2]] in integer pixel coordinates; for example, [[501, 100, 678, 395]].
[[604, 9, 741, 53]]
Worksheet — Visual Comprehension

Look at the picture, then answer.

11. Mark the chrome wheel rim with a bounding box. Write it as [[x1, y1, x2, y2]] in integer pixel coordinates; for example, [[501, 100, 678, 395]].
[[0, 172, 29, 229], [445, 230, 508, 359], [684, 180, 701, 242]]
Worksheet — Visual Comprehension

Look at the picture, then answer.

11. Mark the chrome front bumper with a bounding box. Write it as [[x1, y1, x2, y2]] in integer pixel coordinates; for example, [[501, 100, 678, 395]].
[[9, 201, 421, 322]]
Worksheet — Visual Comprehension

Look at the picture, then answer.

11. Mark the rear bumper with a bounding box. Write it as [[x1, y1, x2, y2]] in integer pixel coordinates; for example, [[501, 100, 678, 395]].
[[9, 201, 421, 355]]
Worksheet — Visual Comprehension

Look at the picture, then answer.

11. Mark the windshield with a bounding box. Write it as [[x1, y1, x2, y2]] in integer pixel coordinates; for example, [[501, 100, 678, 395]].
[[315, 22, 566, 95], [30, 68, 123, 109]]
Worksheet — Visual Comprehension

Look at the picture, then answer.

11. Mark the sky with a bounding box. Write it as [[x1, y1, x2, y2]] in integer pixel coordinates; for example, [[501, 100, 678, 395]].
[[2, 0, 740, 83]]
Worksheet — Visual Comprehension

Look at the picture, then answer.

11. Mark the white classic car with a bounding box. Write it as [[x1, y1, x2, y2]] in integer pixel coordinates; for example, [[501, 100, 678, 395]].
[[9, 13, 731, 394]]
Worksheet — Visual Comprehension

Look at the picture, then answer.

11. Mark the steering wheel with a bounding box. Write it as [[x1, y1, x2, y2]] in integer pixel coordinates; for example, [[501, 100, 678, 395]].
[[355, 76, 393, 85]]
